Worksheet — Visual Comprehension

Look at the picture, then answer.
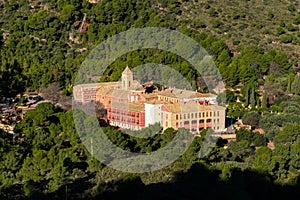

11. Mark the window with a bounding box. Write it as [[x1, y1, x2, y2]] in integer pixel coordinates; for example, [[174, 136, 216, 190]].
[[176, 122, 179, 127], [176, 114, 179, 120], [191, 113, 194, 118], [184, 121, 189, 125], [199, 119, 204, 123], [192, 120, 197, 124], [184, 114, 186, 119]]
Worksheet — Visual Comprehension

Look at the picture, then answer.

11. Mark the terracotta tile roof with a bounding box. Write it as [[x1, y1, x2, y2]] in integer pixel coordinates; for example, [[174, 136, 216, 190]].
[[138, 93, 158, 99], [109, 102, 145, 112], [157, 88, 216, 99], [98, 88, 132, 98], [163, 102, 226, 113], [96, 86, 114, 96], [74, 82, 117, 90]]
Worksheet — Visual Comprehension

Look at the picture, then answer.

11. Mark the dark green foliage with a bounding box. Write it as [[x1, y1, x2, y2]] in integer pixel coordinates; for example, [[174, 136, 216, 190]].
[[1, 0, 300, 198], [0, 0, 296, 99], [216, 90, 236, 105], [236, 128, 266, 147], [242, 111, 261, 128], [294, 16, 300, 25], [291, 75, 300, 95], [275, 124, 300, 145], [280, 34, 294, 43], [287, 4, 296, 12], [0, 0, 170, 96], [1, 102, 300, 198], [262, 93, 268, 109], [192, 19, 206, 29], [276, 27, 286, 35]]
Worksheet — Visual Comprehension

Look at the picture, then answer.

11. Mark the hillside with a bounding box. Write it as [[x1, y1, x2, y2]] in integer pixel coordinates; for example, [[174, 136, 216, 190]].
[[0, 0, 299, 98], [2, 1, 300, 199], [157, 0, 300, 62]]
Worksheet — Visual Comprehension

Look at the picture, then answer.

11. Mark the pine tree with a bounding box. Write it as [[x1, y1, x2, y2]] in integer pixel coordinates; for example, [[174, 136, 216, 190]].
[[244, 86, 249, 107], [262, 93, 267, 109], [250, 87, 256, 109], [286, 74, 293, 92], [291, 75, 300, 95], [256, 96, 260, 108]]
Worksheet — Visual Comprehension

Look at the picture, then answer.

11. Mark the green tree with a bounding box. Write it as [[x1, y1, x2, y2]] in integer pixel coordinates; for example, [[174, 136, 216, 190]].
[[291, 75, 300, 95], [254, 147, 272, 171], [228, 140, 252, 161], [242, 111, 261, 128], [275, 124, 300, 145], [261, 93, 268, 109], [216, 90, 236, 104], [60, 4, 76, 22], [250, 87, 256, 108]]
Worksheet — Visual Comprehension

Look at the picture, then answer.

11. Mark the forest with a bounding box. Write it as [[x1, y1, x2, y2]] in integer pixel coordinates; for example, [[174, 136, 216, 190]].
[[1, 101, 300, 199], [1, 0, 300, 199]]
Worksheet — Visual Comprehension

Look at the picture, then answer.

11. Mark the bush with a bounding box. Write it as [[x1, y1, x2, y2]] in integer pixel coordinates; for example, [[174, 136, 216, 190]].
[[211, 19, 221, 28], [242, 111, 261, 128], [286, 24, 299, 32], [276, 27, 286, 35], [268, 11, 274, 19], [288, 5, 296, 12], [192, 19, 207, 28], [294, 17, 300, 25], [265, 125, 280, 141], [233, 40, 240, 45], [279, 21, 285, 27], [208, 8, 218, 17], [280, 34, 294, 43]]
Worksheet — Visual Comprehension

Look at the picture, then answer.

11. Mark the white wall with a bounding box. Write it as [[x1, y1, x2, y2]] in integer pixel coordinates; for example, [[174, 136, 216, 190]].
[[144, 103, 162, 127]]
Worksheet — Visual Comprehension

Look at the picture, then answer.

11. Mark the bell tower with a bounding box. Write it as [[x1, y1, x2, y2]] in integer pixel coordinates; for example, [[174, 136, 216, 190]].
[[122, 66, 133, 90]]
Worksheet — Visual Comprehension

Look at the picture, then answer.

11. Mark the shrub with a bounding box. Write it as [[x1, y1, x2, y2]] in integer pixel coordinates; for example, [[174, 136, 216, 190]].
[[211, 19, 221, 28], [276, 27, 286, 35], [208, 8, 218, 17], [242, 111, 261, 128], [294, 16, 300, 25], [280, 34, 294, 43], [286, 24, 299, 32], [192, 19, 207, 28], [288, 5, 296, 12], [233, 40, 240, 45]]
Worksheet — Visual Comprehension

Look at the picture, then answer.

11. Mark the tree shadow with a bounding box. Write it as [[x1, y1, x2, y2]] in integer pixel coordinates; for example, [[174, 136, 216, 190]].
[[5, 162, 300, 199], [89, 162, 300, 200]]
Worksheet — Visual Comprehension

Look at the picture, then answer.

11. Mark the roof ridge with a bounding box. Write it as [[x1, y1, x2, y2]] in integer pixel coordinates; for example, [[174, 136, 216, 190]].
[[122, 66, 132, 74]]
